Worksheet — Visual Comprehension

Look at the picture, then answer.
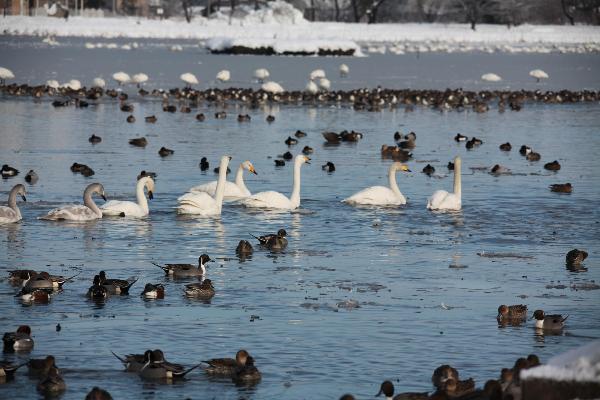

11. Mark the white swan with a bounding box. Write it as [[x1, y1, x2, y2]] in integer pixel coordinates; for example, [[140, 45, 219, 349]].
[[189, 161, 257, 201], [343, 162, 411, 206], [112, 71, 131, 85], [309, 69, 326, 81], [101, 177, 154, 218], [529, 69, 549, 82], [216, 70, 230, 82], [427, 156, 462, 211], [240, 155, 310, 210], [92, 77, 106, 88], [305, 80, 318, 94], [0, 184, 26, 224], [339, 64, 349, 77], [481, 73, 502, 82], [177, 156, 231, 216], [40, 183, 106, 221], [0, 67, 15, 85], [132, 73, 148, 87], [180, 72, 199, 87], [254, 68, 270, 82], [262, 81, 284, 94]]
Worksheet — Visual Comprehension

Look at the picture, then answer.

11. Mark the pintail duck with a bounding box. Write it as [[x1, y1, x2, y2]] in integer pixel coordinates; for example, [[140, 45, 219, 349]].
[[441, 377, 475, 397], [0, 183, 26, 223], [499, 142, 512, 151], [266, 115, 275, 123], [526, 151, 541, 161], [3, 325, 34, 352], [203, 349, 250, 375], [98, 271, 138, 295], [37, 366, 66, 396], [129, 137, 147, 147], [199, 157, 209, 171], [375, 380, 429, 400], [519, 145, 532, 156], [158, 147, 174, 157], [139, 349, 201, 380], [566, 249, 588, 268], [454, 133, 468, 142], [17, 287, 51, 304], [236, 240, 253, 257], [152, 254, 212, 277], [251, 229, 287, 246], [141, 283, 165, 299], [89, 134, 102, 144], [8, 269, 38, 285], [28, 355, 57, 378], [22, 270, 80, 290], [322, 162, 336, 172], [1, 164, 19, 178], [25, 169, 38, 184], [550, 183, 572, 193], [422, 164, 435, 176], [196, 113, 205, 121], [137, 170, 157, 180], [285, 136, 298, 146], [85, 386, 113, 400], [532, 309, 568, 330], [87, 275, 109, 299], [184, 279, 215, 299], [0, 360, 27, 381], [112, 350, 154, 372], [145, 115, 157, 123], [302, 146, 313, 155], [232, 355, 261, 385], [497, 304, 527, 322], [544, 160, 561, 171]]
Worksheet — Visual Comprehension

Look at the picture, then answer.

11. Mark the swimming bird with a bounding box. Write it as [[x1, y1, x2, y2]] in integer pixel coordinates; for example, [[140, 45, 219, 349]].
[[3, 325, 34, 352], [529, 69, 549, 82], [282, 151, 293, 160], [422, 164, 435, 176], [126, 115, 136, 123], [441, 378, 476, 397], [550, 182, 572, 194], [526, 151, 541, 161], [240, 155, 310, 210], [158, 147, 174, 157], [427, 156, 461, 211], [37, 366, 66, 396], [491, 164, 510, 174], [322, 162, 335, 172], [137, 170, 157, 180], [199, 157, 209, 171], [266, 115, 275, 123], [112, 350, 151, 372], [251, 229, 288, 251], [318, 77, 331, 91], [40, 183, 106, 221], [499, 142, 512, 151], [253, 68, 270, 83], [98, 271, 138, 295], [145, 115, 157, 123], [285, 136, 298, 146], [532, 310, 568, 330], [305, 80, 319, 94], [70, 162, 95, 177], [454, 133, 468, 142], [177, 155, 232, 215], [432, 365, 458, 389], [112, 71, 131, 85], [180, 72, 199, 87], [251, 229, 287, 246], [0, 184, 26, 224], [309, 69, 326, 81], [152, 254, 212, 278], [262, 81, 284, 94], [189, 160, 257, 201], [302, 146, 313, 155], [497, 304, 528, 322], [519, 145, 532, 156], [196, 113, 206, 121], [101, 177, 154, 218], [236, 240, 253, 257], [184, 279, 215, 299], [27, 355, 57, 378], [0, 67, 15, 85], [203, 349, 250, 376], [481, 73, 502, 82], [139, 349, 201, 380], [232, 355, 261, 385], [85, 387, 113, 400], [89, 134, 102, 144], [25, 169, 39, 185], [216, 70, 230, 82], [0, 360, 26, 381], [544, 160, 561, 171], [237, 114, 251, 122], [129, 137, 147, 147], [132, 73, 148, 88], [343, 162, 410, 206], [339, 63, 349, 77], [566, 249, 587, 268], [1, 164, 19, 178], [141, 283, 165, 299], [215, 110, 227, 119], [274, 160, 285, 166], [375, 380, 429, 400], [92, 77, 106, 88], [87, 275, 109, 299]]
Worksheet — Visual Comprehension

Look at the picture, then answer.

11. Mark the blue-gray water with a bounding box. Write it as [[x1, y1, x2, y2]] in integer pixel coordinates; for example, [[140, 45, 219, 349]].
[[1, 39, 600, 399]]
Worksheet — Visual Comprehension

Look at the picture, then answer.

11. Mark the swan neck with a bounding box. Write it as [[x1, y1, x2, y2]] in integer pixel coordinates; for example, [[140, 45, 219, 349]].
[[388, 165, 402, 197], [453, 161, 462, 196], [84, 186, 102, 217], [136, 179, 149, 213], [289, 159, 303, 208], [215, 159, 230, 211], [234, 164, 248, 192], [8, 186, 18, 210]]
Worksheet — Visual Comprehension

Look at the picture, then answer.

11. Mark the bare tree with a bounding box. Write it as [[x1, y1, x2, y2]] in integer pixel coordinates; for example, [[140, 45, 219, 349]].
[[334, 0, 340, 21], [561, 0, 575, 24], [417, 0, 445, 22], [182, 0, 191, 22]]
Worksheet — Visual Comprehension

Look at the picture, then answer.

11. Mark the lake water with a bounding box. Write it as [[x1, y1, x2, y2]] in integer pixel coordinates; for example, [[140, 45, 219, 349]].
[[0, 38, 599, 399]]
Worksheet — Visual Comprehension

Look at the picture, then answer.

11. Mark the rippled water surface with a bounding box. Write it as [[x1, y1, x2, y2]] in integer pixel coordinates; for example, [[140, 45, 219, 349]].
[[1, 42, 600, 400]]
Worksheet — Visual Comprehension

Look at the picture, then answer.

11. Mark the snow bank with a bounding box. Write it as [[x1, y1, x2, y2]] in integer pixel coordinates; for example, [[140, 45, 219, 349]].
[[210, 0, 306, 25], [521, 340, 600, 383]]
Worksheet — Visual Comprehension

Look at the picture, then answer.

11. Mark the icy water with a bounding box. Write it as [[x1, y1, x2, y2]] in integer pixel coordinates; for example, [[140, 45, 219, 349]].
[[1, 42, 600, 400]]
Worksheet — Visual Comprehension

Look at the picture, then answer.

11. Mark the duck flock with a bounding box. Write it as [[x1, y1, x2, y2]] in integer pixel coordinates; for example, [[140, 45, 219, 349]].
[[0, 62, 595, 399]]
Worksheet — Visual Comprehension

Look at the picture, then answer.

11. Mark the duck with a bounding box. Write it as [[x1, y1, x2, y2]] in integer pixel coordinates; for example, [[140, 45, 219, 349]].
[[285, 136, 298, 146], [89, 134, 102, 144], [322, 131, 342, 143], [98, 271, 138, 295], [440, 377, 475, 398], [129, 137, 147, 147], [126, 115, 136, 123], [295, 130, 307, 138], [240, 155, 310, 210], [215, 111, 227, 119], [163, 104, 176, 113], [37, 367, 66, 396], [137, 170, 157, 180], [17, 286, 51, 304], [491, 164, 510, 174], [499, 142, 512, 151], [25, 169, 38, 184], [1, 164, 19, 178], [544, 160, 561, 171], [232, 356, 261, 385], [375, 380, 429, 400], [27, 355, 57, 378], [85, 387, 113, 400], [184, 279, 215, 299], [251, 229, 287, 246], [7, 269, 38, 285], [196, 113, 206, 121], [158, 147, 174, 157], [497, 304, 528, 322], [120, 103, 134, 112], [526, 151, 541, 161], [519, 145, 532, 156], [454, 133, 468, 142], [22, 270, 78, 290], [140, 283, 165, 299], [237, 114, 251, 122], [266, 115, 275, 123], [302, 146, 313, 155], [40, 183, 106, 221], [177, 156, 233, 215], [432, 364, 459, 389], [282, 151, 293, 160], [152, 254, 212, 277], [0, 360, 26, 381], [381, 145, 412, 162], [3, 325, 34, 352], [532, 309, 568, 330], [550, 183, 572, 193], [87, 275, 109, 300], [101, 176, 154, 218], [340, 130, 363, 142], [422, 164, 435, 176], [274, 160, 285, 167], [565, 249, 588, 268], [139, 349, 200, 380], [322, 162, 335, 172], [112, 350, 151, 372], [427, 156, 461, 211], [188, 160, 257, 201], [236, 240, 253, 257], [203, 349, 250, 375], [0, 184, 26, 224], [199, 157, 210, 171], [343, 162, 411, 206], [264, 232, 288, 251], [145, 115, 157, 123]]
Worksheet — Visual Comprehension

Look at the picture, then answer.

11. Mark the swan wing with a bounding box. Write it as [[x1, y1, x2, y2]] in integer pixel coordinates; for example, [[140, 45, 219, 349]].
[[177, 192, 219, 215], [190, 181, 250, 200], [427, 190, 460, 210], [0, 206, 21, 223], [101, 200, 147, 217], [343, 186, 405, 206], [40, 205, 100, 221], [240, 191, 292, 210]]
